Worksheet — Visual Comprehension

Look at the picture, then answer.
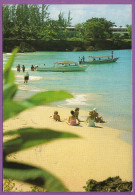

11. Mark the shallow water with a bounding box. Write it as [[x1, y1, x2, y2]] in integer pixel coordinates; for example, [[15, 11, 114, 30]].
[[3, 49, 132, 132]]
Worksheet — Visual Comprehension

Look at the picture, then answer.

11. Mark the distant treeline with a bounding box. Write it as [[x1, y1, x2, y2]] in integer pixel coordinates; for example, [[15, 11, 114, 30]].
[[3, 39, 131, 52], [3, 5, 131, 52]]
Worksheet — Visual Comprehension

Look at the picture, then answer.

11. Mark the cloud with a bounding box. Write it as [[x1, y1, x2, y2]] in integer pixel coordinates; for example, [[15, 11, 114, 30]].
[[48, 4, 131, 26]]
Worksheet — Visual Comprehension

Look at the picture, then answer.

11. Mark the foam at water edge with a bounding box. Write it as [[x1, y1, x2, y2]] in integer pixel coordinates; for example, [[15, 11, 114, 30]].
[[18, 85, 45, 92], [15, 74, 44, 81], [65, 94, 88, 106]]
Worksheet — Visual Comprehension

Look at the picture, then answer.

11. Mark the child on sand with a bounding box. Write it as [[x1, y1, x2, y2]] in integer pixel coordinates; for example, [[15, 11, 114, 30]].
[[68, 110, 80, 126], [93, 108, 105, 123], [74, 107, 81, 122], [86, 110, 95, 127], [53, 111, 61, 121]]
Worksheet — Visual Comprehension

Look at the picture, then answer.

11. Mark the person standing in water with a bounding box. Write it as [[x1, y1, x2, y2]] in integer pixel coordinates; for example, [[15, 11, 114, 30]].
[[31, 65, 34, 71], [22, 65, 25, 72], [79, 57, 81, 64], [16, 64, 20, 72], [24, 72, 29, 83], [112, 51, 113, 59]]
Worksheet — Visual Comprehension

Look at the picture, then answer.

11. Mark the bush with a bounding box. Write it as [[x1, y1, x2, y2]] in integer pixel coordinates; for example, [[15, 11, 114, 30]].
[[83, 176, 132, 192], [85, 45, 96, 51]]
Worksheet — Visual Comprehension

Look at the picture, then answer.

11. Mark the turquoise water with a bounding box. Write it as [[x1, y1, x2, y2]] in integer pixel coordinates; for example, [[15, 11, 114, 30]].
[[3, 49, 132, 132]]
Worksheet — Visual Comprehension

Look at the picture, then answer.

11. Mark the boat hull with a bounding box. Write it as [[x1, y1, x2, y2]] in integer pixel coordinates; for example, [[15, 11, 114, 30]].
[[82, 57, 119, 64], [37, 65, 88, 72]]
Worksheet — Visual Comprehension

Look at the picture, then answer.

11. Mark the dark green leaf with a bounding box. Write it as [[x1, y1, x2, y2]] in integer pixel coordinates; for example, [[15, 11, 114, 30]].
[[26, 90, 73, 105], [3, 100, 28, 121], [3, 91, 73, 121], [3, 161, 68, 192], [3, 83, 18, 100], [3, 128, 80, 155], [3, 48, 19, 84]]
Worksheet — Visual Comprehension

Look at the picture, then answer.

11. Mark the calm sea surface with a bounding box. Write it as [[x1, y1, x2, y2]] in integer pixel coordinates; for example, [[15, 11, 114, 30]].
[[3, 49, 132, 132]]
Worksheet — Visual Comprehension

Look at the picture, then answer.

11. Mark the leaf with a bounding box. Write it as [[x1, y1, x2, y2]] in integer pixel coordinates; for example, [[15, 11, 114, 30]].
[[3, 128, 80, 155], [3, 83, 18, 100], [3, 48, 19, 84], [3, 91, 73, 121], [3, 100, 28, 121], [26, 90, 73, 105], [3, 161, 68, 192]]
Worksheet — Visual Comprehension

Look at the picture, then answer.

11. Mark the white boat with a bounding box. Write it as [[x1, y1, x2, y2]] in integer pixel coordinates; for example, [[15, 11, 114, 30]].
[[36, 61, 88, 72]]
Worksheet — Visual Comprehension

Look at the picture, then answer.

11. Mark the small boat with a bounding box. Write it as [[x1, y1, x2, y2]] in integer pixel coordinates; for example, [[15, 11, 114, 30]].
[[81, 51, 119, 65], [36, 61, 88, 72]]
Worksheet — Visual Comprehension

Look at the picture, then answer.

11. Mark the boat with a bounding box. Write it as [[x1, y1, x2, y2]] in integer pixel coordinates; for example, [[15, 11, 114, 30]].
[[36, 61, 88, 72], [80, 51, 119, 65]]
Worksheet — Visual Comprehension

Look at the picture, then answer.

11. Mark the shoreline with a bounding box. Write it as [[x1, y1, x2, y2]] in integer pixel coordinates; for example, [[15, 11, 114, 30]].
[[3, 39, 131, 53], [13, 88, 132, 139], [3, 105, 132, 192]]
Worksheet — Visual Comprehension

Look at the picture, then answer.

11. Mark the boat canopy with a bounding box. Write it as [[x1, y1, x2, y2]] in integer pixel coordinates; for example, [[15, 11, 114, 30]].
[[54, 60, 77, 64], [89, 56, 110, 58]]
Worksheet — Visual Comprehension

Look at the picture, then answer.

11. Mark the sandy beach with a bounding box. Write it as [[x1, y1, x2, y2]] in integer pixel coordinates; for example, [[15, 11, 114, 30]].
[[3, 105, 132, 192]]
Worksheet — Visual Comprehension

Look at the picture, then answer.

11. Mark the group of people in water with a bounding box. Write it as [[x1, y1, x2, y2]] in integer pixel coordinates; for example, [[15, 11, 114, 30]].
[[53, 107, 105, 127], [16, 64, 38, 72], [31, 65, 38, 71], [16, 64, 25, 72], [79, 56, 85, 64], [16, 64, 29, 83], [16, 64, 39, 84]]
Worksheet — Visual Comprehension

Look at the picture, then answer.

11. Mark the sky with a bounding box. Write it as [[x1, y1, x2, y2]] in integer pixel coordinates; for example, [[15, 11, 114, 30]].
[[48, 4, 132, 27]]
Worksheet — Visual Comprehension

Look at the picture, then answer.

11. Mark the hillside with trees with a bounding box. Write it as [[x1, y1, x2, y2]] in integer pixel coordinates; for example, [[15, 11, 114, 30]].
[[3, 5, 131, 52]]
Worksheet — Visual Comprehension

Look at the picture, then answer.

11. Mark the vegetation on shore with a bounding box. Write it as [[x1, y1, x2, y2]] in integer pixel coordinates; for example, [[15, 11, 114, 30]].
[[83, 176, 132, 192], [3, 5, 131, 52]]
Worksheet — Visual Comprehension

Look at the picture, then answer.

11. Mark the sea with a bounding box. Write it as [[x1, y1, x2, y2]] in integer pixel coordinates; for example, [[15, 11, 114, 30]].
[[3, 49, 132, 138]]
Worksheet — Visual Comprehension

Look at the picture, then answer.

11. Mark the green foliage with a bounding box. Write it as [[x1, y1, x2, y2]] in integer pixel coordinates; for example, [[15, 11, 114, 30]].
[[3, 47, 18, 84], [67, 11, 72, 27], [3, 49, 79, 192], [3, 90, 73, 121], [3, 5, 49, 39], [3, 179, 16, 192], [3, 5, 131, 45], [3, 5, 72, 41], [84, 18, 114, 40], [3, 162, 69, 192], [31, 185, 45, 192], [126, 25, 132, 38], [3, 128, 79, 156], [83, 177, 132, 192]]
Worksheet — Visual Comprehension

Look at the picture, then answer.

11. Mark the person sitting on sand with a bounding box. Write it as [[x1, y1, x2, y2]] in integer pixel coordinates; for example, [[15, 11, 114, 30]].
[[53, 111, 61, 121], [93, 108, 105, 123], [68, 110, 80, 126], [74, 107, 81, 122], [86, 110, 95, 127]]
